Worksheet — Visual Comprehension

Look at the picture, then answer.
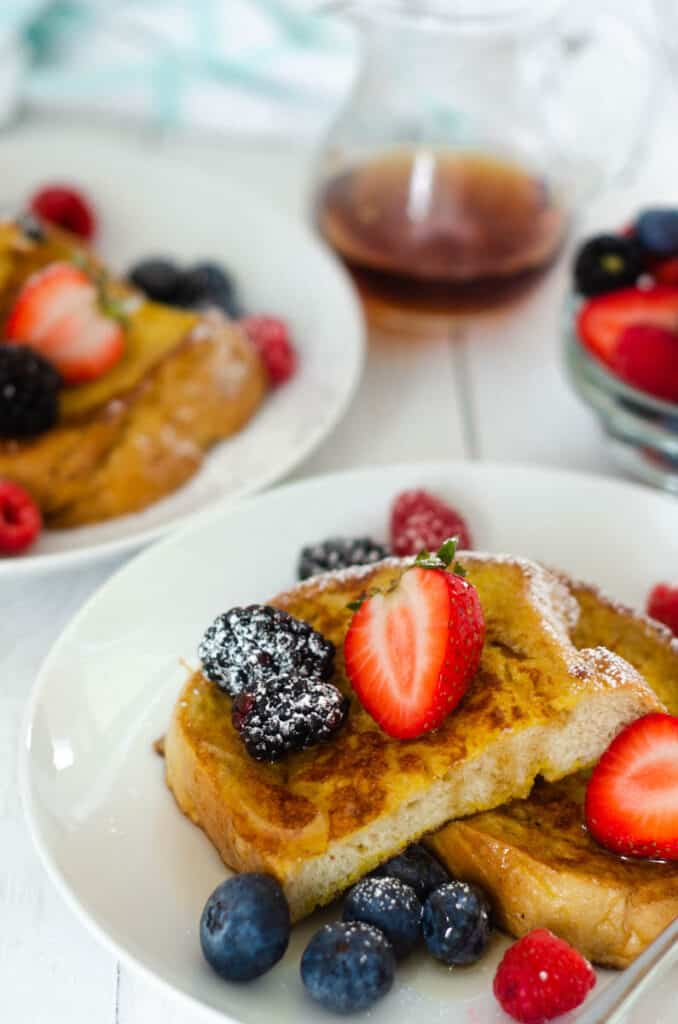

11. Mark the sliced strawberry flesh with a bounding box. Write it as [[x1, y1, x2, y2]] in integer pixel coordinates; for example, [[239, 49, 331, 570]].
[[577, 285, 678, 365], [585, 713, 678, 859], [344, 560, 484, 740]]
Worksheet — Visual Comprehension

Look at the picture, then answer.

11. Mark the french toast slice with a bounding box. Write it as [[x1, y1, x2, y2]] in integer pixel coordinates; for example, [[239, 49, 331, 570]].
[[164, 555, 661, 922], [428, 580, 678, 968], [0, 220, 267, 526]]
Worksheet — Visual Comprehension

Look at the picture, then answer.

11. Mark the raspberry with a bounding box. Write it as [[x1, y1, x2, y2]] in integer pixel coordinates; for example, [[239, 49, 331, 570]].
[[647, 583, 678, 635], [240, 315, 298, 386], [493, 929, 596, 1024], [29, 185, 96, 240], [611, 324, 678, 403], [0, 480, 42, 555], [390, 489, 472, 557]]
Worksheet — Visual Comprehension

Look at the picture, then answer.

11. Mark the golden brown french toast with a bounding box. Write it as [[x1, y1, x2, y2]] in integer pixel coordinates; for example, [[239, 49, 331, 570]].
[[0, 220, 267, 526], [428, 580, 678, 968], [164, 555, 661, 922]]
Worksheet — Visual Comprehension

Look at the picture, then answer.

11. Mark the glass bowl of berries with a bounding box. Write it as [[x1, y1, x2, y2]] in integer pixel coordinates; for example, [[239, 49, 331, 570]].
[[565, 208, 678, 492]]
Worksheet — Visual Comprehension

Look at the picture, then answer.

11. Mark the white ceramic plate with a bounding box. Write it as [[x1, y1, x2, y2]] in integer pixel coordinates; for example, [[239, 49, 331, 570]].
[[21, 462, 678, 1023], [0, 133, 364, 577]]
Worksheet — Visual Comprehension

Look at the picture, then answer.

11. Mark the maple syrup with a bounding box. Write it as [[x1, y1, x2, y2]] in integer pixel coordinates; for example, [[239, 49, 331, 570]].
[[315, 151, 568, 328]]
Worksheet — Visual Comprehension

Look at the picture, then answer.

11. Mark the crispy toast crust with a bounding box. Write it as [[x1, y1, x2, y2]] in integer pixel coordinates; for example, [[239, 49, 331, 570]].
[[0, 221, 267, 526], [428, 580, 678, 968], [164, 555, 661, 921]]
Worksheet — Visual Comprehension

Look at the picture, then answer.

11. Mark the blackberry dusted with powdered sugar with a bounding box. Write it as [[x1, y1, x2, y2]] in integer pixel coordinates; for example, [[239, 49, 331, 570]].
[[298, 537, 389, 581], [198, 604, 335, 696], [232, 676, 348, 761]]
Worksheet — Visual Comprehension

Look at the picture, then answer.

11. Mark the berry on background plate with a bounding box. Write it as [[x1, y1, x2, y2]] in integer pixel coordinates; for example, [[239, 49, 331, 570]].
[[343, 876, 422, 959], [5, 262, 125, 385], [240, 315, 297, 386], [343, 539, 485, 739], [611, 324, 678, 403], [585, 712, 678, 860], [301, 921, 396, 1014], [573, 233, 645, 296], [200, 874, 290, 981], [647, 583, 678, 635], [390, 489, 472, 556], [0, 479, 42, 555], [29, 184, 97, 240], [0, 344, 61, 439], [576, 285, 678, 367], [493, 928, 596, 1024]]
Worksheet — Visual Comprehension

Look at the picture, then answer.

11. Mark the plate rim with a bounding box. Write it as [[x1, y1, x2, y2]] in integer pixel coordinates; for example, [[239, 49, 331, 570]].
[[0, 158, 365, 580], [18, 459, 676, 1020]]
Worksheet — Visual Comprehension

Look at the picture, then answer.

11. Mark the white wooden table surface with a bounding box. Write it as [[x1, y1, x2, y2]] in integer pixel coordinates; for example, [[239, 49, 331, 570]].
[[2, 93, 677, 1022]]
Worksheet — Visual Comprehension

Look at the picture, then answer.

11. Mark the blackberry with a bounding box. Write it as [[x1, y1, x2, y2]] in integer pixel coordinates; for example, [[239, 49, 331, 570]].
[[0, 344, 61, 439], [298, 536, 389, 581], [232, 676, 348, 761], [573, 234, 645, 296], [198, 604, 335, 696]]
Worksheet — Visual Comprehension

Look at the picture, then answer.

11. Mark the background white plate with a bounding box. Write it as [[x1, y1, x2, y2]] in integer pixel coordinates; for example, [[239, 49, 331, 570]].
[[20, 462, 678, 1023], [0, 132, 364, 577]]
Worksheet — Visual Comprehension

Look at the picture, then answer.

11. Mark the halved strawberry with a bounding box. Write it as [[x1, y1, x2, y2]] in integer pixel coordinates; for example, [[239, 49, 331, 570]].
[[5, 262, 124, 385], [577, 285, 678, 366], [343, 540, 485, 739], [585, 713, 678, 860]]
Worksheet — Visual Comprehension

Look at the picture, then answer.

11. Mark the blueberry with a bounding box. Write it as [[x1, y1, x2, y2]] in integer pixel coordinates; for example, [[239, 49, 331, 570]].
[[635, 209, 678, 257], [422, 881, 492, 966], [343, 876, 422, 958], [573, 234, 645, 296], [175, 262, 239, 314], [301, 921, 395, 1014], [128, 258, 181, 303], [371, 843, 450, 901], [200, 873, 290, 981]]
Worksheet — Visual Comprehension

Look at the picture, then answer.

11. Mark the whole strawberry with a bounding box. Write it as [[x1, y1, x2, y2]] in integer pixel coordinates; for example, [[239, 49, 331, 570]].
[[390, 489, 472, 557], [493, 929, 596, 1024], [344, 539, 484, 739]]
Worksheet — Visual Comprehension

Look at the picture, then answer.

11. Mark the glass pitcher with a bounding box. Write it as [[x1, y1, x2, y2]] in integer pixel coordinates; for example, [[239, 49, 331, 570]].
[[312, 0, 655, 335]]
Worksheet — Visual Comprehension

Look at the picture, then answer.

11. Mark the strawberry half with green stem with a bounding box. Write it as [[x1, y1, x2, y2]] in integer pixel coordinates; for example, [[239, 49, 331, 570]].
[[585, 713, 678, 860], [343, 538, 485, 739], [5, 261, 125, 385]]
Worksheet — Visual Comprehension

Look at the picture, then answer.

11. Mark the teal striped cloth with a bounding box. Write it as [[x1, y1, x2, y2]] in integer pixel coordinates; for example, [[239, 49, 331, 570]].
[[1, 0, 354, 137]]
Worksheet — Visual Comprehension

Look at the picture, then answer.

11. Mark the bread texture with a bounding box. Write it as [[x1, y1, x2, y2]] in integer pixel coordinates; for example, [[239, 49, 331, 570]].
[[164, 554, 661, 922], [0, 220, 267, 526], [428, 579, 678, 968]]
